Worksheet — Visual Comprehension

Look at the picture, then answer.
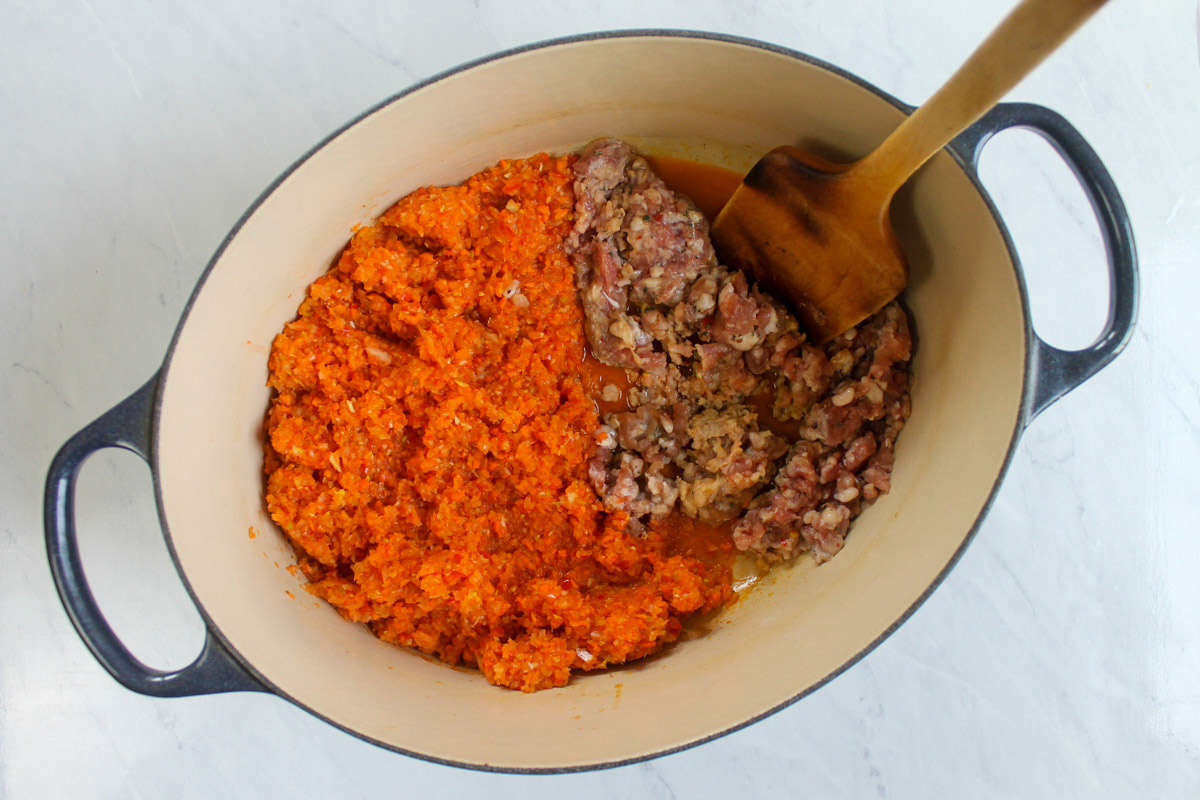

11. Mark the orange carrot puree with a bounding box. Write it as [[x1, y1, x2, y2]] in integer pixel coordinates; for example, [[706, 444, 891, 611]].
[[264, 153, 732, 691]]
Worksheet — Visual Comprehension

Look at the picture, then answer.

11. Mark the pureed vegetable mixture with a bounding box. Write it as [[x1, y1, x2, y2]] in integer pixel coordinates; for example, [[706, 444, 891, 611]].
[[264, 153, 730, 692], [264, 145, 911, 691]]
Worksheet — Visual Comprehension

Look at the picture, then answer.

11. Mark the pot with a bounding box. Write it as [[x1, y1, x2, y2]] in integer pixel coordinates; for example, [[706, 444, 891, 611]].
[[44, 31, 1136, 772]]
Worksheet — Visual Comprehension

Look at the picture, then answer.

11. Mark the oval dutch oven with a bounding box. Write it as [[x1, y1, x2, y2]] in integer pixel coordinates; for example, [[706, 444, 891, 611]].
[[44, 32, 1136, 772]]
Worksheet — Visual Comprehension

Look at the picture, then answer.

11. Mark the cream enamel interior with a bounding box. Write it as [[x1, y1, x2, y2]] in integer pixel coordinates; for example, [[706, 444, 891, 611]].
[[156, 36, 1026, 770]]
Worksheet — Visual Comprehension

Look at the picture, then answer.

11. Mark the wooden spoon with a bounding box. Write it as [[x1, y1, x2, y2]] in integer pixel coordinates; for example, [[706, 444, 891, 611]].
[[710, 0, 1110, 343]]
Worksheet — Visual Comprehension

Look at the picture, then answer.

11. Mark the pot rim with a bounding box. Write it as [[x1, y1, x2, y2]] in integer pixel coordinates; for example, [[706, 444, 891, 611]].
[[150, 29, 1034, 774]]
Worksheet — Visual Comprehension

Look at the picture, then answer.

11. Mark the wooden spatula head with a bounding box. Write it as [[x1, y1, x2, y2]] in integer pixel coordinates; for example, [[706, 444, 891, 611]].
[[711, 0, 1111, 343], [711, 146, 908, 344]]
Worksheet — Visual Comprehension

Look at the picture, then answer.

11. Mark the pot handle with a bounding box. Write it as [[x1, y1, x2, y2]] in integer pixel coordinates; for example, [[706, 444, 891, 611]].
[[44, 373, 268, 696], [953, 102, 1138, 422]]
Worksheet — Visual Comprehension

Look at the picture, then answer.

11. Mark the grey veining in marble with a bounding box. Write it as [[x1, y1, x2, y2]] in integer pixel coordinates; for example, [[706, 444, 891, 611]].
[[2, 0, 1198, 797]]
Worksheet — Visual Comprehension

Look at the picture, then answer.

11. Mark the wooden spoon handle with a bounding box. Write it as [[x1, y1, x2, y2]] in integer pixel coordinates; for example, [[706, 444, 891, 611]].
[[850, 0, 1110, 198]]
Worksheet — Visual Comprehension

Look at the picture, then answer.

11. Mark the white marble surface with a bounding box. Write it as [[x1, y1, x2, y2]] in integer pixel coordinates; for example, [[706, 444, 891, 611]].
[[2, 0, 1198, 796]]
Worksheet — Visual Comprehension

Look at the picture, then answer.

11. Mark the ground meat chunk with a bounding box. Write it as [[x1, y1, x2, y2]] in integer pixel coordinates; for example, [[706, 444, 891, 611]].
[[590, 449, 682, 522], [732, 440, 861, 564], [694, 342, 758, 398], [772, 340, 834, 420], [678, 407, 788, 524], [587, 403, 690, 521], [570, 138, 717, 371], [611, 403, 689, 464], [801, 303, 912, 446], [568, 138, 914, 564], [733, 306, 913, 561]]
